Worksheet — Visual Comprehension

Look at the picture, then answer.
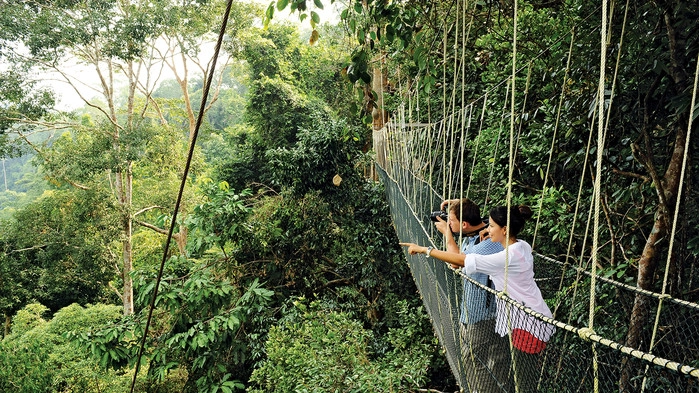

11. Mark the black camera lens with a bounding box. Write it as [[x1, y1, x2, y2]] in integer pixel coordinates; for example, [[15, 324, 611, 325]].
[[430, 210, 448, 222]]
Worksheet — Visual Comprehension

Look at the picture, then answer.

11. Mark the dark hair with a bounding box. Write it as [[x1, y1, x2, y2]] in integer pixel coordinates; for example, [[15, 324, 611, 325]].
[[449, 198, 482, 226], [489, 205, 533, 237]]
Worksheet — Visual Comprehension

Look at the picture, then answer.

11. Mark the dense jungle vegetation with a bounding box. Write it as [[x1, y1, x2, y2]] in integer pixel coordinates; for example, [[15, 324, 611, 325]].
[[0, 0, 698, 392]]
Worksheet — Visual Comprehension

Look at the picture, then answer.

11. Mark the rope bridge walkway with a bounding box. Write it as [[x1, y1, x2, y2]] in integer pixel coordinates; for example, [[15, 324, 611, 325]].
[[371, 2, 699, 391], [376, 133, 699, 392]]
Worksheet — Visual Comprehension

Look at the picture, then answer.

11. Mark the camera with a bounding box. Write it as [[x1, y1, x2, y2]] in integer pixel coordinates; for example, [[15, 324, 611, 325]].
[[430, 210, 448, 222]]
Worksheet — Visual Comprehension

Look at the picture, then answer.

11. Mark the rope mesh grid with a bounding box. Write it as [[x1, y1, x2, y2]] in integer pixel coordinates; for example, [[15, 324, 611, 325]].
[[377, 134, 699, 392]]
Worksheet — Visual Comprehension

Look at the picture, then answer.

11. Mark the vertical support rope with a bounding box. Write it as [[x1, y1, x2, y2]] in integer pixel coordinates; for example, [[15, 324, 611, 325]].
[[466, 96, 489, 198], [590, 1, 609, 392], [544, 102, 596, 386], [441, 19, 449, 204], [512, 62, 532, 163], [558, 106, 596, 298], [603, 0, 629, 137], [532, 29, 575, 249], [484, 83, 509, 213], [505, 1, 518, 391], [506, 0, 518, 295]]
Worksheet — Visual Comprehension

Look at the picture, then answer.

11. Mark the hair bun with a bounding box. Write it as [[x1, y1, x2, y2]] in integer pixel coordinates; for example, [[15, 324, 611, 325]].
[[518, 205, 533, 221]]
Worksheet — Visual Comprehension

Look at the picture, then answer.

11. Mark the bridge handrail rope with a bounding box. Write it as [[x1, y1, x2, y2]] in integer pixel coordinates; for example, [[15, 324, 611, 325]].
[[535, 253, 699, 311], [452, 269, 699, 380]]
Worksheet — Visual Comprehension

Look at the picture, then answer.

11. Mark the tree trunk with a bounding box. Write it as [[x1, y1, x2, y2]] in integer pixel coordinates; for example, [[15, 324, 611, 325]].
[[619, 4, 689, 390], [122, 223, 134, 315], [618, 216, 665, 392], [122, 164, 134, 315], [115, 162, 135, 316], [619, 69, 688, 393], [619, 130, 685, 390], [3, 313, 10, 337], [371, 57, 388, 131]]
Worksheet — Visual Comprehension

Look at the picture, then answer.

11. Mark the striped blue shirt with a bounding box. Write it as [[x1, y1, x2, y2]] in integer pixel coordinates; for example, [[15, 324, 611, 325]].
[[460, 236, 503, 324]]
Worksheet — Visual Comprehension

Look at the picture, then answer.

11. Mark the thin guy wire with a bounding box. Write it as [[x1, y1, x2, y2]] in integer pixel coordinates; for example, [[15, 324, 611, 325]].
[[128, 1, 235, 391]]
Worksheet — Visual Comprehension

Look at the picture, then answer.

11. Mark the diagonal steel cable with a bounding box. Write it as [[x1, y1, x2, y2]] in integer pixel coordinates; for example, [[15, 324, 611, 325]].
[[129, 1, 235, 391]]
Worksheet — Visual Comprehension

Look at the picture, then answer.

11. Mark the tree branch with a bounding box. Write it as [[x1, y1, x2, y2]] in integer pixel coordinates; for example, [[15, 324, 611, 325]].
[[10, 244, 48, 253], [610, 168, 650, 182], [134, 219, 168, 235], [108, 282, 124, 301], [134, 205, 166, 217]]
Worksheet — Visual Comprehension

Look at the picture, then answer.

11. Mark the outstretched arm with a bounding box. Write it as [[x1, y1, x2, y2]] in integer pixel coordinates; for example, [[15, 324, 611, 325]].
[[399, 242, 466, 267]]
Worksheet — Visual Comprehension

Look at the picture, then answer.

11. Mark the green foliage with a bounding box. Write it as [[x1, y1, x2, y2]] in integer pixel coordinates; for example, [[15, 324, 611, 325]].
[[70, 264, 273, 393], [185, 180, 252, 256], [209, 17, 447, 387], [2, 2, 442, 392], [265, 115, 364, 197], [241, 22, 359, 132], [223, 77, 336, 192], [0, 187, 119, 316], [211, 124, 271, 193], [0, 0, 165, 61], [246, 76, 324, 148], [242, 24, 301, 82], [9, 303, 49, 336], [248, 299, 432, 393], [0, 302, 129, 393], [0, 155, 47, 218], [0, 68, 55, 133]]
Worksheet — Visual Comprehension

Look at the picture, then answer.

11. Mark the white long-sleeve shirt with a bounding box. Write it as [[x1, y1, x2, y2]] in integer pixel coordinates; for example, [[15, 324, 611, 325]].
[[464, 240, 555, 342]]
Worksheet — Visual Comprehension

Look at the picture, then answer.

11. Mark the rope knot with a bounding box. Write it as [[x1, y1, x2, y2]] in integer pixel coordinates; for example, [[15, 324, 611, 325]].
[[578, 327, 595, 341]]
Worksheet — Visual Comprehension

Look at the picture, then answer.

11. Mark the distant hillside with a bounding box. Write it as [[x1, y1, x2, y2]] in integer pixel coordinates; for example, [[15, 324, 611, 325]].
[[0, 153, 47, 219]]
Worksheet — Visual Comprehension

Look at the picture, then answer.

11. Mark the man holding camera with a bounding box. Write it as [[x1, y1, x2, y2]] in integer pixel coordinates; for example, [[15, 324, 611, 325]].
[[434, 198, 511, 393]]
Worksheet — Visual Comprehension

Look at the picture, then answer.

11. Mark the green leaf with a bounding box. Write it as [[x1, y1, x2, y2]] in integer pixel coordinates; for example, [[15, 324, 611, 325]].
[[264, 3, 275, 28], [277, 0, 289, 11], [100, 352, 109, 368], [313, 0, 324, 9], [227, 315, 241, 330]]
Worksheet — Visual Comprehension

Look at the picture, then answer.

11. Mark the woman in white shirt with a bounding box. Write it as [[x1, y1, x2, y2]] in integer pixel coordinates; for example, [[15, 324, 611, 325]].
[[401, 205, 555, 392]]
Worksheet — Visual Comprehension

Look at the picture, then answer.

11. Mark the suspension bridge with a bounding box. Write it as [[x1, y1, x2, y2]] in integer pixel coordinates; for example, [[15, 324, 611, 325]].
[[372, 1, 699, 391]]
